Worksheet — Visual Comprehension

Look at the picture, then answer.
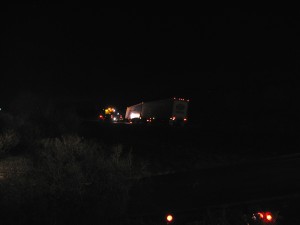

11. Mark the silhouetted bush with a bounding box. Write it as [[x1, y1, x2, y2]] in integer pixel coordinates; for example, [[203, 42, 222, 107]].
[[0, 135, 138, 225], [7, 91, 81, 136], [0, 112, 15, 132], [0, 130, 20, 158]]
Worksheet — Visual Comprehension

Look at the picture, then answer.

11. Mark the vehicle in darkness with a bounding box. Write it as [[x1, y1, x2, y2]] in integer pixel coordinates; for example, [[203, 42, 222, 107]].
[[98, 106, 123, 122], [125, 97, 189, 126], [160, 209, 278, 225]]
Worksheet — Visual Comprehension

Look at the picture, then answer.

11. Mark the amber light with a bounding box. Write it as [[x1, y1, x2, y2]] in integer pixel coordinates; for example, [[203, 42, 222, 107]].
[[258, 212, 264, 219], [265, 212, 273, 222], [166, 214, 173, 223]]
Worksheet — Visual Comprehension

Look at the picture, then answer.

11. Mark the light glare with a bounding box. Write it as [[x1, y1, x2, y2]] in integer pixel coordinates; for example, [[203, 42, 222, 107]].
[[130, 112, 140, 119], [166, 214, 173, 222]]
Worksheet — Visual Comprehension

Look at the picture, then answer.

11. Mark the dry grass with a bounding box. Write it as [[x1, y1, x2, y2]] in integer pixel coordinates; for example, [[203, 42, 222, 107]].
[[0, 129, 19, 158]]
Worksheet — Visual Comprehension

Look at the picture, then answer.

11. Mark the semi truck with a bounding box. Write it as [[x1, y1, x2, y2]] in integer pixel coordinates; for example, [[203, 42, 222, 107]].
[[125, 97, 189, 126]]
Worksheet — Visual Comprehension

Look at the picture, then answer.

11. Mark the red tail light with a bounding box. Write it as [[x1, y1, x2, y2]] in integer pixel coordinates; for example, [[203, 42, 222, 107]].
[[255, 211, 274, 223]]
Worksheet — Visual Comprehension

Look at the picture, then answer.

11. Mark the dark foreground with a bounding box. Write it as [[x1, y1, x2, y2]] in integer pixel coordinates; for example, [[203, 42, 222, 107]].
[[1, 120, 299, 224], [80, 121, 299, 171], [79, 121, 300, 224], [128, 153, 300, 224]]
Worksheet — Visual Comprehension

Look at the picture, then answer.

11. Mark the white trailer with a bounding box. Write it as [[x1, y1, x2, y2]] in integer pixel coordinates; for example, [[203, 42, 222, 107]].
[[125, 97, 189, 126]]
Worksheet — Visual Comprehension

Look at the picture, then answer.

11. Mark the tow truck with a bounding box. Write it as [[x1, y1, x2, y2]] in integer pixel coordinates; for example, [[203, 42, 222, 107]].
[[98, 107, 123, 123]]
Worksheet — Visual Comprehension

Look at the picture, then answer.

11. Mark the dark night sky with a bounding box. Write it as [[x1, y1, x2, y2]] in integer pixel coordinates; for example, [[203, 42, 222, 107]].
[[1, 6, 299, 126]]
